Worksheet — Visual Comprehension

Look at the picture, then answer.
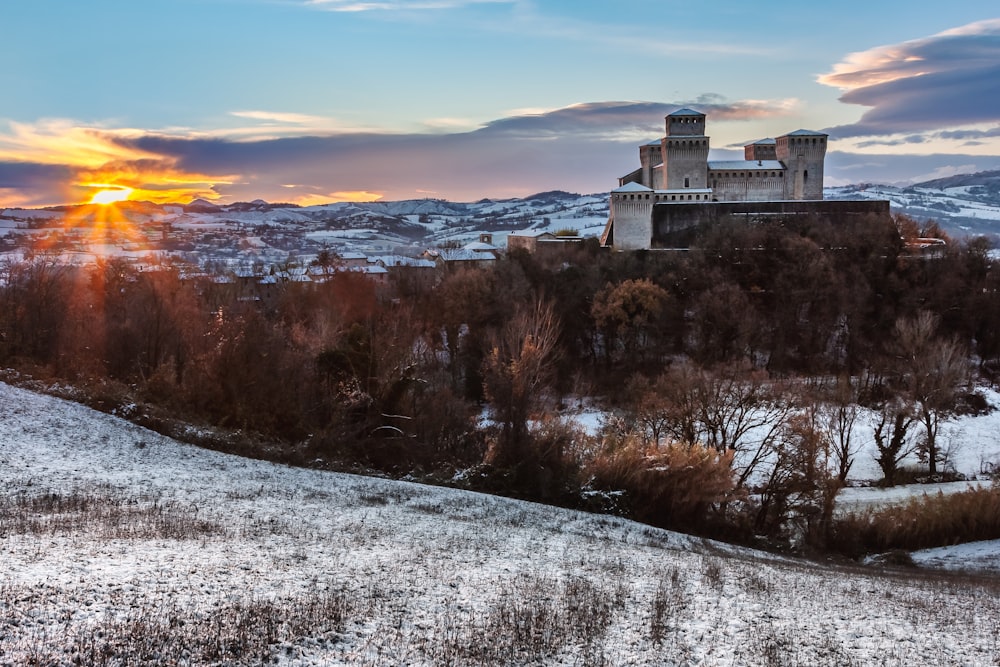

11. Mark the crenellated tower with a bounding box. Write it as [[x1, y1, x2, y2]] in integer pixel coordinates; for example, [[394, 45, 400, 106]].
[[661, 108, 709, 190], [776, 130, 828, 200]]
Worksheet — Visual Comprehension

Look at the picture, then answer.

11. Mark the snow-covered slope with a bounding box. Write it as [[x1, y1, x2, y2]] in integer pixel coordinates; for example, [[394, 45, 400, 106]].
[[2, 382, 999, 665], [826, 170, 1000, 237], [4, 174, 1000, 267], [0, 191, 610, 265]]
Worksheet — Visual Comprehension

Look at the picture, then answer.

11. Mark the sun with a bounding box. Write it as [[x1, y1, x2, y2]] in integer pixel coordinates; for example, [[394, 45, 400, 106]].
[[89, 186, 133, 205]]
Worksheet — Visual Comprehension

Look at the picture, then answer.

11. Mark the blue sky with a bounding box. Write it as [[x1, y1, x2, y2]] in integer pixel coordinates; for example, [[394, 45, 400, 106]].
[[1, 0, 998, 206]]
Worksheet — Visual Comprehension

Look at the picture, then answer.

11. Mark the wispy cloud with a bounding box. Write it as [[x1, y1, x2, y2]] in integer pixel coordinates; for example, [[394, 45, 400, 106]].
[[230, 110, 332, 124], [305, 0, 516, 11], [819, 19, 1000, 138]]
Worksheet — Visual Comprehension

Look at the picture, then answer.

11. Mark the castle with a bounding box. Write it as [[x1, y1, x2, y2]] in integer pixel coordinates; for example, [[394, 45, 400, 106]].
[[600, 108, 886, 249]]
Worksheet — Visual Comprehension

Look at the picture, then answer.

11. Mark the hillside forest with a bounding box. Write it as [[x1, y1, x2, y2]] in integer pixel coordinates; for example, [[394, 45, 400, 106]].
[[2, 211, 999, 555]]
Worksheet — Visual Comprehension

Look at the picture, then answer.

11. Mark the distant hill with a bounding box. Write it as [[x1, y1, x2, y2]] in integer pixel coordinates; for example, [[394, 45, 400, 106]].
[[826, 171, 1000, 238], [5, 175, 1000, 267]]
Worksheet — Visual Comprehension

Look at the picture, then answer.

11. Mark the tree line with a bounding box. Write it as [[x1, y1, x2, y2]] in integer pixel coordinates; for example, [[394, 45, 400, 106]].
[[1, 211, 997, 551]]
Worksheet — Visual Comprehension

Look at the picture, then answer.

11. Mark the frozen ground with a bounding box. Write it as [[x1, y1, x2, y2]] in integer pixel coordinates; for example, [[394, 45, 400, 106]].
[[2, 381, 1000, 665]]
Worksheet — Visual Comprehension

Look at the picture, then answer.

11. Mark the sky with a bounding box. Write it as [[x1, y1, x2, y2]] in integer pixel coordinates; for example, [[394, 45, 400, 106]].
[[1, 0, 998, 207]]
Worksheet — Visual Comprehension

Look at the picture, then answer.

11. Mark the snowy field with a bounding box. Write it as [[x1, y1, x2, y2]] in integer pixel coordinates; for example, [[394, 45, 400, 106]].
[[2, 381, 1000, 665]]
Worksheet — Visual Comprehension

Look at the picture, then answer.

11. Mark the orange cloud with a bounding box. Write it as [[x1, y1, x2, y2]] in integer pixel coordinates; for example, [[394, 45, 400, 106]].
[[74, 160, 236, 205], [326, 190, 384, 203], [0, 119, 238, 206]]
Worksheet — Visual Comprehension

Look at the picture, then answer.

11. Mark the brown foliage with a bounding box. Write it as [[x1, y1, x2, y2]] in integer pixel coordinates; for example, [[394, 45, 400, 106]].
[[586, 436, 736, 530], [591, 277, 668, 364], [482, 299, 561, 468], [830, 485, 1000, 556]]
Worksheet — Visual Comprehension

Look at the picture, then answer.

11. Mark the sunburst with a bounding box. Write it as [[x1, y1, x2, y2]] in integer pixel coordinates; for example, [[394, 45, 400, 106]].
[[89, 186, 133, 205]]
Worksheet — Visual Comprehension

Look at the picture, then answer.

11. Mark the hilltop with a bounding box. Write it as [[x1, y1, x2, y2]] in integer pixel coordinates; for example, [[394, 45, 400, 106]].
[[2, 381, 999, 665]]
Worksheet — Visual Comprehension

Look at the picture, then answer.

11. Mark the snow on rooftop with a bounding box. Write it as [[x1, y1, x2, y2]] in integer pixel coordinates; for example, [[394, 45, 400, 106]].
[[782, 129, 828, 137], [668, 108, 704, 116], [613, 182, 653, 193]]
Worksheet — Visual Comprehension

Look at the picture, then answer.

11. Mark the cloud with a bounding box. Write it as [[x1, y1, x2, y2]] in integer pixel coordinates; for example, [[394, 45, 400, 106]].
[[819, 19, 1000, 138], [108, 99, 801, 202], [855, 134, 928, 148], [825, 151, 1000, 187], [230, 111, 332, 124], [481, 97, 797, 140], [1, 99, 993, 207], [0, 162, 74, 208], [0, 99, 843, 207], [938, 126, 1000, 141]]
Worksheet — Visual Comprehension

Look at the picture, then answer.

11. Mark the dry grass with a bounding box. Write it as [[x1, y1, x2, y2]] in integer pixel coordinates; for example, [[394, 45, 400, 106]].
[[0, 485, 224, 540], [830, 484, 1000, 555]]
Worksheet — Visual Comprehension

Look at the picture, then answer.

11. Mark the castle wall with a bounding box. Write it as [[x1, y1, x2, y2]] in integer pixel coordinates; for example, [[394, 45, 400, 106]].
[[709, 171, 785, 202], [650, 200, 890, 246], [745, 143, 777, 161]]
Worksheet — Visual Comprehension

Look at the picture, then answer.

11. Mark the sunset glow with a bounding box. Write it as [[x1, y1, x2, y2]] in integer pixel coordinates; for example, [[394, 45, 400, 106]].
[[0, 3, 997, 207], [89, 186, 133, 205]]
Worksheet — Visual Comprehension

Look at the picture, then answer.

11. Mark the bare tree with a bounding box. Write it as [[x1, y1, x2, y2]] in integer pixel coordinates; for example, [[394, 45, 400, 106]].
[[757, 409, 840, 544], [894, 312, 969, 476], [694, 362, 795, 487], [823, 376, 862, 484], [482, 299, 561, 468], [872, 400, 917, 486]]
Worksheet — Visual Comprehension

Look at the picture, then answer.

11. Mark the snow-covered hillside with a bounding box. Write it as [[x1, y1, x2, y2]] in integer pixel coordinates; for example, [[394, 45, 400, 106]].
[[4, 173, 1000, 268], [0, 191, 610, 267], [2, 382, 999, 665], [826, 170, 1000, 238]]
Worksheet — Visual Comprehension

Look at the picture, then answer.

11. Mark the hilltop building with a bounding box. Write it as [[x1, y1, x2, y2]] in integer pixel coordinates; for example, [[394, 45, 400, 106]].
[[601, 108, 888, 250]]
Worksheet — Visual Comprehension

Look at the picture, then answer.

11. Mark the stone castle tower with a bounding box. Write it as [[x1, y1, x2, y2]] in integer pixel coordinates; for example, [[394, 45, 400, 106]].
[[776, 130, 827, 200], [662, 108, 710, 190]]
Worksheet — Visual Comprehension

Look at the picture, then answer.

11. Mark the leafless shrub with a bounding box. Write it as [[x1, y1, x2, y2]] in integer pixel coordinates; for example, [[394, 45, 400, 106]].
[[425, 571, 626, 665], [0, 584, 356, 666], [701, 557, 725, 591], [0, 485, 223, 539], [650, 566, 686, 644]]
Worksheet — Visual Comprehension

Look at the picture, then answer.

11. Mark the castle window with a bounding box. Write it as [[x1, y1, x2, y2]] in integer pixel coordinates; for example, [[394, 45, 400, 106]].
[[684, 177, 690, 188], [671, 195, 676, 201], [804, 170, 809, 182]]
